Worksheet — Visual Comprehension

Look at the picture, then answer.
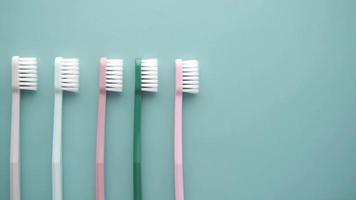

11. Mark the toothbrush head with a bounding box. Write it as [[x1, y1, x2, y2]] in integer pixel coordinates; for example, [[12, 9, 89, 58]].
[[55, 57, 79, 92], [100, 58, 123, 92], [179, 59, 199, 94], [140, 58, 158, 92], [12, 56, 38, 91]]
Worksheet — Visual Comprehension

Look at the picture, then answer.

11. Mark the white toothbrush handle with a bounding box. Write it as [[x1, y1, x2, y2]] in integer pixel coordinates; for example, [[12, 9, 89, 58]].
[[10, 91, 20, 200], [52, 91, 63, 200]]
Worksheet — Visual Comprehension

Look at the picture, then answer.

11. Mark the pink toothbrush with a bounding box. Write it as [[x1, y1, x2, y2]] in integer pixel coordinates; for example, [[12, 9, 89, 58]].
[[174, 59, 199, 200], [96, 58, 123, 200]]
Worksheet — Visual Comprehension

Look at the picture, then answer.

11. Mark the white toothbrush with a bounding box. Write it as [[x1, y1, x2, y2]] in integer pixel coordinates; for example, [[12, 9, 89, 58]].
[[52, 57, 79, 200], [10, 56, 38, 200]]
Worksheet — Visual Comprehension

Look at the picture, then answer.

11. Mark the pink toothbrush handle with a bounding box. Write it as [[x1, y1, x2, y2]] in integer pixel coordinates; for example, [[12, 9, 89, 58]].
[[175, 60, 184, 200], [96, 59, 106, 200]]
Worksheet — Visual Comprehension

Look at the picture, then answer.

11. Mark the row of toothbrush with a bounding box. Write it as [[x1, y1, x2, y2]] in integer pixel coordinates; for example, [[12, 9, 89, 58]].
[[10, 56, 199, 200]]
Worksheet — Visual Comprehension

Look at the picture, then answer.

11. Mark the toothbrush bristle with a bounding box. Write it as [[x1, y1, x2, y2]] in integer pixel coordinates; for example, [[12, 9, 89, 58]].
[[182, 60, 199, 94], [60, 58, 79, 92], [106, 59, 123, 92], [141, 59, 158, 92], [18, 57, 38, 91]]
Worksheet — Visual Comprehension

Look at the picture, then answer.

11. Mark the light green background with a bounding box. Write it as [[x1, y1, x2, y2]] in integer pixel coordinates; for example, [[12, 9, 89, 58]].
[[1, 0, 356, 199]]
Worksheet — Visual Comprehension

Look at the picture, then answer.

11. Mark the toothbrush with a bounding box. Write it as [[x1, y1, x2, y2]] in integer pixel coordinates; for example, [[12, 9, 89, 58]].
[[174, 59, 199, 200], [10, 56, 38, 200], [133, 58, 158, 200], [96, 58, 123, 200], [52, 57, 79, 200]]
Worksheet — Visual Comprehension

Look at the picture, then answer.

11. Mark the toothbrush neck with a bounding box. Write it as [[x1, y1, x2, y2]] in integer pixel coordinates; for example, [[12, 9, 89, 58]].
[[99, 88, 106, 94], [12, 87, 20, 93], [176, 89, 183, 96]]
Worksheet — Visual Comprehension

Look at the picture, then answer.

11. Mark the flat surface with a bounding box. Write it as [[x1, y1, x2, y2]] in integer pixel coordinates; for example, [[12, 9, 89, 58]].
[[1, 0, 356, 199]]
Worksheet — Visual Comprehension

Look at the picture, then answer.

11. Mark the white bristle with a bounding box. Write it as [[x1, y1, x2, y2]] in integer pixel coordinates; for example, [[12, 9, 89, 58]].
[[18, 57, 37, 90], [141, 59, 158, 92], [182, 60, 199, 93], [60, 58, 79, 92], [106, 59, 123, 92]]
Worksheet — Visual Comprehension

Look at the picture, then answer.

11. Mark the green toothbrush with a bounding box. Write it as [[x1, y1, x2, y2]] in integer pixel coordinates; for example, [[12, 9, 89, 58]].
[[133, 58, 158, 200]]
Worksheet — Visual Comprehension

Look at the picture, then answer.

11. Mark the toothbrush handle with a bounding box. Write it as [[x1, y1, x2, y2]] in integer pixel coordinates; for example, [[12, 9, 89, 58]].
[[10, 91, 20, 200], [96, 92, 106, 200], [175, 59, 184, 200], [52, 92, 63, 200], [175, 94, 184, 200], [133, 92, 142, 200]]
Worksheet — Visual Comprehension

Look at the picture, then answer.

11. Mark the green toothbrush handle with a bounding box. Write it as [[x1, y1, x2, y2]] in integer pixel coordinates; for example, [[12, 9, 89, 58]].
[[133, 58, 142, 200], [133, 92, 142, 200]]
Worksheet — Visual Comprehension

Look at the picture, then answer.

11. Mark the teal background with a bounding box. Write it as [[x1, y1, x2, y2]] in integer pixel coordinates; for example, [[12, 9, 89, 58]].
[[0, 0, 356, 199]]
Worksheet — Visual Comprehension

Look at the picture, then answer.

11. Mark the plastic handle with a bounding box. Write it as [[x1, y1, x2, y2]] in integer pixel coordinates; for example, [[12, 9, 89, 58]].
[[52, 91, 63, 200], [10, 91, 20, 200], [96, 58, 107, 200], [133, 58, 142, 200], [174, 60, 184, 200]]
